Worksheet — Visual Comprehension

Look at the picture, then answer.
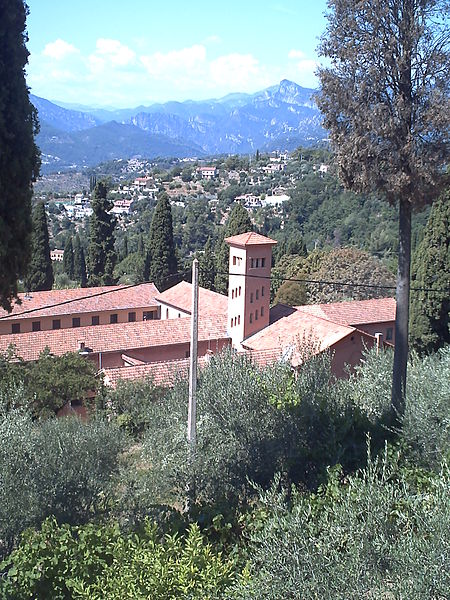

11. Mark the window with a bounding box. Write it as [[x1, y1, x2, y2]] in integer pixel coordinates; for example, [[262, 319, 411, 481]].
[[238, 315, 240, 324], [143, 311, 154, 320], [261, 286, 265, 297], [250, 258, 254, 268], [256, 258, 260, 267], [239, 286, 242, 296], [128, 312, 136, 322], [72, 317, 81, 328], [261, 306, 264, 317], [91, 315, 99, 326], [230, 318, 233, 328], [11, 323, 20, 334], [52, 319, 61, 330], [386, 327, 393, 341], [250, 313, 253, 323], [32, 321, 41, 332], [250, 292, 253, 303], [261, 258, 266, 267], [255, 309, 258, 320], [232, 289, 235, 299], [233, 256, 237, 265], [166, 308, 169, 318], [110, 313, 118, 324], [234, 316, 237, 326], [256, 289, 259, 300]]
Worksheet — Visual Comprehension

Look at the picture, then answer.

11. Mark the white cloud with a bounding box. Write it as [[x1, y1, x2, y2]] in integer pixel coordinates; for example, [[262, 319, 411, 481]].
[[209, 53, 262, 89], [42, 39, 79, 60], [288, 49, 305, 60], [140, 45, 207, 79], [94, 38, 136, 67], [287, 50, 319, 87]]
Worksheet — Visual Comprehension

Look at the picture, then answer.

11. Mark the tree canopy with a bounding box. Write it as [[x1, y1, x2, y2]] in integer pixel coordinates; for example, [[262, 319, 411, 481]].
[[88, 182, 117, 286], [148, 192, 177, 291], [0, 0, 40, 309], [410, 191, 450, 354], [25, 202, 53, 292], [317, 0, 450, 413]]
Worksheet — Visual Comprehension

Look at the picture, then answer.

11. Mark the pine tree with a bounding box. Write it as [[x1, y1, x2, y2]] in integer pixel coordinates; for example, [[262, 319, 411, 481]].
[[73, 234, 87, 287], [87, 182, 117, 286], [410, 193, 450, 354], [0, 0, 41, 309], [26, 202, 53, 291], [198, 237, 216, 291], [63, 237, 74, 279], [148, 192, 177, 291], [317, 0, 449, 414], [215, 203, 253, 294]]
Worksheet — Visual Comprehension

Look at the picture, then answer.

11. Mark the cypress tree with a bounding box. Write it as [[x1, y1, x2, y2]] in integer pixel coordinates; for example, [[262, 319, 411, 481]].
[[26, 202, 53, 291], [63, 237, 74, 279], [73, 234, 87, 287], [0, 0, 41, 309], [215, 203, 253, 294], [410, 193, 450, 354], [87, 182, 117, 286], [148, 192, 177, 291], [198, 237, 216, 291]]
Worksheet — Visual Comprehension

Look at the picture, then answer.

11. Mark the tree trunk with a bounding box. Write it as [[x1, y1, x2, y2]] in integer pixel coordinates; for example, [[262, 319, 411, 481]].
[[391, 196, 412, 418]]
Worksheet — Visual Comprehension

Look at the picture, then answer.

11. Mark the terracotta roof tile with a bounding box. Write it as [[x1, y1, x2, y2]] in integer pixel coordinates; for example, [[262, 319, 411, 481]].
[[0, 283, 160, 321], [103, 356, 210, 388], [225, 232, 277, 247], [295, 298, 396, 326], [242, 310, 358, 367], [155, 281, 228, 316], [0, 315, 229, 362]]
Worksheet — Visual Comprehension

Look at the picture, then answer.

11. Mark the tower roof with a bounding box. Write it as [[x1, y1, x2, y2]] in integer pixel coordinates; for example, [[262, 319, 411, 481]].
[[225, 232, 277, 247]]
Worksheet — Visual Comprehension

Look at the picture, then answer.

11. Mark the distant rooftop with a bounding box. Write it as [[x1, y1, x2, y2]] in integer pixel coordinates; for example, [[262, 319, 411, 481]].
[[155, 281, 228, 316]]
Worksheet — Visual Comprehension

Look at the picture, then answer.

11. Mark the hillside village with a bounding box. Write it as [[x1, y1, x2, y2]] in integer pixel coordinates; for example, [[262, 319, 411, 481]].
[[1, 1, 449, 597]]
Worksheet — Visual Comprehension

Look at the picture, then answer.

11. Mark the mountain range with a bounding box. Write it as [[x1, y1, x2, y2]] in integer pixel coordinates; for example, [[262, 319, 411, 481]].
[[31, 80, 326, 173]]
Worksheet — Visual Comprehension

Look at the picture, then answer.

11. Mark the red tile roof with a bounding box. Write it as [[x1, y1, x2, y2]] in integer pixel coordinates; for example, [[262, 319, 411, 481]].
[[103, 356, 210, 388], [225, 232, 278, 247], [295, 297, 396, 326], [155, 281, 228, 316], [0, 284, 160, 321], [0, 315, 229, 362], [245, 310, 355, 351]]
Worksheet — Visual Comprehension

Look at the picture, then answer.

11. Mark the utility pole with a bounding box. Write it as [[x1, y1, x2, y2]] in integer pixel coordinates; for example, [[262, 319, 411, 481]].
[[188, 258, 199, 446], [186, 258, 199, 514]]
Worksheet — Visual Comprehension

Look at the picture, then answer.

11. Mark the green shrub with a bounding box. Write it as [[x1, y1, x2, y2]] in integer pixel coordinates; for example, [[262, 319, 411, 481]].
[[0, 413, 126, 558], [1, 518, 242, 600], [230, 450, 450, 599]]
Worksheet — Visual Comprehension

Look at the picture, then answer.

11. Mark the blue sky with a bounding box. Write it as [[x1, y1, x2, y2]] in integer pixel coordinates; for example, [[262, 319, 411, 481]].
[[25, 0, 329, 108]]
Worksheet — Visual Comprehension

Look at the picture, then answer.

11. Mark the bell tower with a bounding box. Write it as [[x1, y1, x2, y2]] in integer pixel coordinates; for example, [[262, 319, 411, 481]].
[[225, 232, 277, 349]]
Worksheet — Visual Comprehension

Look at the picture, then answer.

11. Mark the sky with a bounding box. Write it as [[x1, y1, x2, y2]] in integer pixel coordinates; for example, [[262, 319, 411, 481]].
[[25, 0, 329, 108]]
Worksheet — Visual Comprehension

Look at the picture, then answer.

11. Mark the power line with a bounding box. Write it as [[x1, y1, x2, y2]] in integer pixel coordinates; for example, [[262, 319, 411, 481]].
[[1, 267, 447, 321], [213, 270, 450, 295]]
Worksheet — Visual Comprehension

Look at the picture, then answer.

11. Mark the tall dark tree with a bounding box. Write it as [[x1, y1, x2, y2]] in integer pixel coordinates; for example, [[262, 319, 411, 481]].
[[26, 202, 53, 291], [148, 192, 177, 291], [317, 0, 449, 415], [0, 0, 40, 309], [87, 182, 117, 287], [63, 237, 74, 280], [72, 234, 87, 287], [198, 237, 216, 291], [410, 192, 450, 354], [215, 203, 253, 294]]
